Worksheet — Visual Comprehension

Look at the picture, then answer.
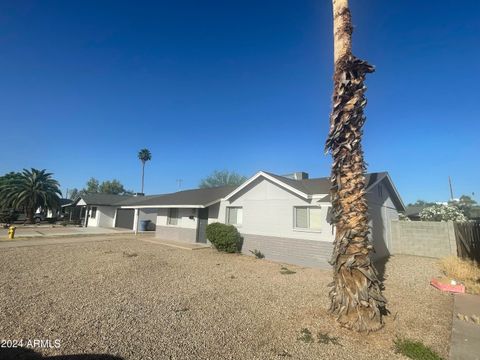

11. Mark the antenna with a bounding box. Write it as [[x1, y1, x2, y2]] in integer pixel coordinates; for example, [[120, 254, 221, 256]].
[[448, 176, 454, 201], [176, 179, 183, 190]]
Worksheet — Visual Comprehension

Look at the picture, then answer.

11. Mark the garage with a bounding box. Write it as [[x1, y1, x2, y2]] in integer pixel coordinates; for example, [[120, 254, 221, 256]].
[[115, 209, 134, 229]]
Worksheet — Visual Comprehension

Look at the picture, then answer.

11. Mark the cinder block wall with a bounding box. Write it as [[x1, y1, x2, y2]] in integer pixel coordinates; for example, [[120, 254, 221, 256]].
[[241, 234, 334, 269], [390, 220, 457, 258]]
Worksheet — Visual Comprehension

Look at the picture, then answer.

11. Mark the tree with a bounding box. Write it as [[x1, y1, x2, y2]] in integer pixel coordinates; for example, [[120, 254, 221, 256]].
[[68, 188, 80, 200], [420, 204, 467, 222], [0, 172, 22, 208], [99, 179, 131, 195], [0, 168, 61, 223], [78, 178, 132, 195], [324, 0, 386, 331], [407, 200, 436, 207], [199, 170, 247, 188], [138, 148, 152, 194], [85, 178, 100, 193], [450, 195, 478, 219]]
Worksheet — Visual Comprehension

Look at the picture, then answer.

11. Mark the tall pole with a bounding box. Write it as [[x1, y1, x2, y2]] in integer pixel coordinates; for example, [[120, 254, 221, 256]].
[[141, 162, 145, 194], [448, 176, 454, 201]]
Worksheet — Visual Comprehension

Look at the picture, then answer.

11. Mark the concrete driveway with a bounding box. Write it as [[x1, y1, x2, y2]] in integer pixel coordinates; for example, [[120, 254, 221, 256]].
[[0, 225, 132, 240]]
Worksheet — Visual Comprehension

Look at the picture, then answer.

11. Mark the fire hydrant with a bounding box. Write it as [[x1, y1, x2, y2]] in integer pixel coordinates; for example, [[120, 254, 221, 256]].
[[8, 226, 16, 239]]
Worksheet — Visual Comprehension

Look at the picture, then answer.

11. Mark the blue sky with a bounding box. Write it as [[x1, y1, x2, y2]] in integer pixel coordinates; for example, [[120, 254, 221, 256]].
[[0, 0, 478, 204]]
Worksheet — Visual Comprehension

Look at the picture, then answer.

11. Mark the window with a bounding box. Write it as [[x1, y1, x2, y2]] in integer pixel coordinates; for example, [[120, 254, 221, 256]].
[[294, 207, 323, 230], [91, 207, 97, 219], [226, 207, 243, 225], [168, 208, 178, 225]]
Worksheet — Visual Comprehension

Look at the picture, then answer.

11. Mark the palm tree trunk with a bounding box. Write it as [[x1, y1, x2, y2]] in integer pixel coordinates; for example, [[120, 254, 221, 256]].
[[141, 162, 145, 194], [326, 0, 386, 332], [27, 207, 35, 224]]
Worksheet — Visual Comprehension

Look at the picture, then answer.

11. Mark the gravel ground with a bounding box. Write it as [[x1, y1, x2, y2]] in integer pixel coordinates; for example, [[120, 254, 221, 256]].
[[0, 238, 452, 359]]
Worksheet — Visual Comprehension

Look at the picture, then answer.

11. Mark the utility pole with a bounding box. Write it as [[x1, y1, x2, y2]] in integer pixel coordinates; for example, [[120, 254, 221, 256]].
[[176, 179, 183, 190], [448, 176, 454, 201]]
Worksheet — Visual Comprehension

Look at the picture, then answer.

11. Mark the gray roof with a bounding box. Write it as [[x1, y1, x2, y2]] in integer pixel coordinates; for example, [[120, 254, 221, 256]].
[[114, 194, 166, 206], [264, 171, 388, 197], [405, 205, 426, 217], [59, 198, 73, 207], [263, 171, 404, 211], [117, 186, 237, 207], [71, 171, 404, 212], [76, 193, 134, 206]]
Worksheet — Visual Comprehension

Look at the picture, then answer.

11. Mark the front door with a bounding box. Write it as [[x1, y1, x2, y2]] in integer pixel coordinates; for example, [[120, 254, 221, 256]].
[[196, 208, 209, 243]]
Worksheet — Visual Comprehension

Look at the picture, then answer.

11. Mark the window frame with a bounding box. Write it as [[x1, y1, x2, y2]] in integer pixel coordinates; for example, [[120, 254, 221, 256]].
[[293, 206, 324, 232], [90, 206, 97, 219], [226, 206, 243, 226]]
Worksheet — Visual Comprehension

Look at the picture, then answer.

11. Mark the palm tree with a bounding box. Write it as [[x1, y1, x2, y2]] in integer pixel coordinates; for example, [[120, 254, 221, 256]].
[[325, 0, 386, 332], [0, 168, 61, 223], [138, 148, 152, 194]]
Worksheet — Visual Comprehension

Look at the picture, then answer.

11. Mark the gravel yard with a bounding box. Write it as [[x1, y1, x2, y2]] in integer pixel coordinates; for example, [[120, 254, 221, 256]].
[[0, 238, 452, 360]]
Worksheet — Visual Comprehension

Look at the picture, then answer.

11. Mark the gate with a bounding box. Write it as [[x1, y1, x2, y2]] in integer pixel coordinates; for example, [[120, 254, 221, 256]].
[[453, 222, 480, 263]]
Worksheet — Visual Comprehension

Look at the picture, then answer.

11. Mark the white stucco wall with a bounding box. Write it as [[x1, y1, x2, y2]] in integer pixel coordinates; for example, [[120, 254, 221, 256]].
[[86, 206, 116, 227], [218, 178, 333, 242], [97, 206, 116, 227], [156, 208, 198, 229]]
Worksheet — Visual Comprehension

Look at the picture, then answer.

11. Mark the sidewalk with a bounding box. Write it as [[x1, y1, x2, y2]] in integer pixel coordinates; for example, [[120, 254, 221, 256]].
[[450, 293, 480, 360], [0, 235, 137, 249], [139, 237, 211, 251]]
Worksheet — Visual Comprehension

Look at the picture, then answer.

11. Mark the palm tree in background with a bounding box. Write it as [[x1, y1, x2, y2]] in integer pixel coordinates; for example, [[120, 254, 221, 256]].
[[0, 168, 61, 223], [138, 148, 152, 194], [325, 0, 386, 332]]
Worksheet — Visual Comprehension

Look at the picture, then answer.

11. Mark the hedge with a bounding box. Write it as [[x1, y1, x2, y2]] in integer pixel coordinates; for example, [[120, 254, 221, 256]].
[[206, 222, 242, 253]]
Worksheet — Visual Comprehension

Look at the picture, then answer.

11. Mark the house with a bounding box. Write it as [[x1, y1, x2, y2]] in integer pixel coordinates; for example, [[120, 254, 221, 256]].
[[215, 171, 404, 266], [117, 186, 237, 242], [70, 171, 405, 268], [404, 205, 426, 221], [69, 194, 133, 227]]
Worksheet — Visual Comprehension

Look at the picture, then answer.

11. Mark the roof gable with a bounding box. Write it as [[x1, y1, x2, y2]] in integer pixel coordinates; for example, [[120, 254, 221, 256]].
[[223, 171, 405, 212]]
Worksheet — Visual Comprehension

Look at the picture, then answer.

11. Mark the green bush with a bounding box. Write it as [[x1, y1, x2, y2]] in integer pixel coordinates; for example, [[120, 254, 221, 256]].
[[394, 338, 443, 360], [206, 222, 242, 253]]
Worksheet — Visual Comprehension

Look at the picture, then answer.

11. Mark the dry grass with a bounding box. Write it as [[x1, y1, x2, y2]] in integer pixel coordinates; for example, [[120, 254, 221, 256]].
[[439, 256, 480, 294]]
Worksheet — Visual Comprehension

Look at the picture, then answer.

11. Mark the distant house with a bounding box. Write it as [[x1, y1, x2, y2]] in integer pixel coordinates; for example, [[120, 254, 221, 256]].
[[404, 205, 426, 221], [69, 194, 132, 227], [70, 171, 405, 268]]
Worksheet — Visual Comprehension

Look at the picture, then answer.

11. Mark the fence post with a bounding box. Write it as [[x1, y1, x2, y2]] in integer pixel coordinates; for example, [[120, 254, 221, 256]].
[[447, 221, 457, 256]]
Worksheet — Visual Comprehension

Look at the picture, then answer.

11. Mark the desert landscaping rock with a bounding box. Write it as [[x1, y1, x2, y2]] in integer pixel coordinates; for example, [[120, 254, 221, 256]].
[[0, 238, 452, 359]]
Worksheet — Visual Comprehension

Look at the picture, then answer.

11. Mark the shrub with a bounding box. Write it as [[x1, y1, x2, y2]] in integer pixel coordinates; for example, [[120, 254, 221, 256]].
[[394, 338, 443, 360], [249, 249, 265, 259], [298, 328, 314, 343], [280, 266, 296, 275], [317, 332, 340, 346], [206, 222, 242, 253], [419, 204, 467, 222]]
